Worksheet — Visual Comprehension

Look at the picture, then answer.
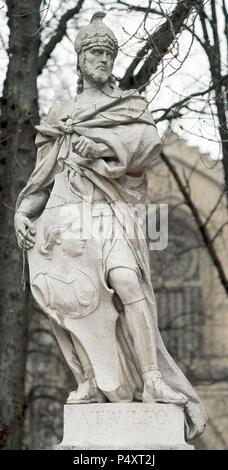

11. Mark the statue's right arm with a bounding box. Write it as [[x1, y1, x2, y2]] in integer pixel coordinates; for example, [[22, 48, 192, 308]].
[[14, 212, 36, 250], [16, 190, 51, 219], [15, 103, 58, 249]]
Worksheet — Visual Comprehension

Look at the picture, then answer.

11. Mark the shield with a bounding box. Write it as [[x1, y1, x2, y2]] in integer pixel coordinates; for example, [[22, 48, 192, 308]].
[[28, 172, 124, 393]]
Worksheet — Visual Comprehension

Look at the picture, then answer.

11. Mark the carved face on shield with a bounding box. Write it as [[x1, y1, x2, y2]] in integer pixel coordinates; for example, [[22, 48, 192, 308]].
[[40, 222, 86, 260]]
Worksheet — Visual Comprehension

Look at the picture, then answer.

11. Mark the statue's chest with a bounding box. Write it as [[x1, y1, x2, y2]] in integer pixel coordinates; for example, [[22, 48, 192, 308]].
[[58, 96, 111, 123]]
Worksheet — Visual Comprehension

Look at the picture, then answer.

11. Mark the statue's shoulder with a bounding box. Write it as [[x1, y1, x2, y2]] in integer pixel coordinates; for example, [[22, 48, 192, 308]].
[[112, 85, 147, 104], [109, 84, 139, 99], [46, 98, 76, 125], [126, 88, 148, 104]]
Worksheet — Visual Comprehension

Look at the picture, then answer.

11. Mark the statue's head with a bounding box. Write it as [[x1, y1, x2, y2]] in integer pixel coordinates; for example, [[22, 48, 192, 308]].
[[74, 11, 118, 91]]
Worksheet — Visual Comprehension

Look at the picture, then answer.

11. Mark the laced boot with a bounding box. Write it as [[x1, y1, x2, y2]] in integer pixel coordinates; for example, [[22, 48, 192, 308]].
[[67, 378, 106, 404], [142, 370, 188, 405]]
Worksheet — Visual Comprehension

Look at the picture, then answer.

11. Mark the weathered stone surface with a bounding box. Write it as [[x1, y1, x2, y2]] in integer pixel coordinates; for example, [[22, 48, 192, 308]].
[[56, 403, 193, 450]]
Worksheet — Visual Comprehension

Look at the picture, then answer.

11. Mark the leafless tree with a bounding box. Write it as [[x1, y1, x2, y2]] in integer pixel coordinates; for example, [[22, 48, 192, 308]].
[[0, 0, 227, 449]]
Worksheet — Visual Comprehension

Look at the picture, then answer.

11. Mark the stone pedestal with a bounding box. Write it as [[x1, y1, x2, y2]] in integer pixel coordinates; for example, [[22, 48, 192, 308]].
[[56, 403, 193, 450]]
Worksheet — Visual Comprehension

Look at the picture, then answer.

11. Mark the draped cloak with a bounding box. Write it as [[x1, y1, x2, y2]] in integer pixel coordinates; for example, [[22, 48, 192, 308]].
[[16, 87, 207, 440]]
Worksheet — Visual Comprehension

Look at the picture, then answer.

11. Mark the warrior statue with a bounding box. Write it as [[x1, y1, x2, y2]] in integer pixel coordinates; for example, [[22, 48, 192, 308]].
[[14, 12, 207, 440]]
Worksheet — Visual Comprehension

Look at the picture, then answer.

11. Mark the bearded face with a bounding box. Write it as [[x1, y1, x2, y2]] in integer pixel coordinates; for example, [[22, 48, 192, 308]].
[[79, 46, 114, 87]]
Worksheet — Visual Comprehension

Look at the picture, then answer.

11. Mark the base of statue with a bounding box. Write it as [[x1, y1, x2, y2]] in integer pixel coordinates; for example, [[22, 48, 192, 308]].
[[55, 403, 193, 450]]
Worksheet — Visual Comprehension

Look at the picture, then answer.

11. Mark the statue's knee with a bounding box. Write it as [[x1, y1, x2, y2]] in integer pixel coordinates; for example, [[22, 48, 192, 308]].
[[109, 268, 143, 304]]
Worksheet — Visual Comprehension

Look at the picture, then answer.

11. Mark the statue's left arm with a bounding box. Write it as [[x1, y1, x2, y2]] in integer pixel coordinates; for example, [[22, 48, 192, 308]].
[[126, 122, 161, 176]]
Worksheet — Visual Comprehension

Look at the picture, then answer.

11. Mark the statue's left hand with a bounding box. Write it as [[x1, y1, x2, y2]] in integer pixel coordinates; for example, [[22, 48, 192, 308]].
[[72, 136, 99, 159]]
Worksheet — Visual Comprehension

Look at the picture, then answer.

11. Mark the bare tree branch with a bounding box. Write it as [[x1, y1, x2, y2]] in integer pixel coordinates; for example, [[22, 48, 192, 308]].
[[160, 151, 228, 295], [154, 73, 228, 123], [38, 0, 85, 74], [222, 0, 228, 56], [114, 0, 164, 16], [119, 0, 203, 90], [211, 221, 228, 243], [202, 191, 224, 228]]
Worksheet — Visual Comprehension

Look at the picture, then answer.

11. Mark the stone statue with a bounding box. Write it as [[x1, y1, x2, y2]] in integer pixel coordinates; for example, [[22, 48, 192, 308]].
[[14, 11, 207, 441]]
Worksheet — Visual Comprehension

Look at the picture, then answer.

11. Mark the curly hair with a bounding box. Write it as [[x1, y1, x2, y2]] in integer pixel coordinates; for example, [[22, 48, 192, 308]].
[[76, 70, 116, 95], [76, 67, 84, 95], [40, 226, 61, 260]]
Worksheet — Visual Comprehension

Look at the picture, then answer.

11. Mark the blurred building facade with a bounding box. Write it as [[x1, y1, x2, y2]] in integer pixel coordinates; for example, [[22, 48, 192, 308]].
[[147, 131, 228, 450]]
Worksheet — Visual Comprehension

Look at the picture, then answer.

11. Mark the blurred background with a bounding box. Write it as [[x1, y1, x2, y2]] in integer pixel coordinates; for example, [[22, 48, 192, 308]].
[[0, 0, 228, 450]]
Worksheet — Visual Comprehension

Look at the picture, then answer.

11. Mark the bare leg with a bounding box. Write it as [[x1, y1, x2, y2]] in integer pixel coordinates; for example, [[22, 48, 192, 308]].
[[109, 268, 158, 371], [109, 267, 188, 405], [124, 298, 158, 372], [70, 334, 94, 381], [67, 334, 106, 404]]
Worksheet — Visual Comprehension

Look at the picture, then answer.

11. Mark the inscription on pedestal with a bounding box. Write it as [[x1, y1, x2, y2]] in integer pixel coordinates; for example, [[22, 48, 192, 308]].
[[77, 408, 168, 426]]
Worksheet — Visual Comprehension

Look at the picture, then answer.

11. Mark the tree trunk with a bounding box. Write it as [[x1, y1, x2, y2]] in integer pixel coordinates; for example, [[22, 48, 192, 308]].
[[199, 3, 228, 207], [0, 0, 41, 449]]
